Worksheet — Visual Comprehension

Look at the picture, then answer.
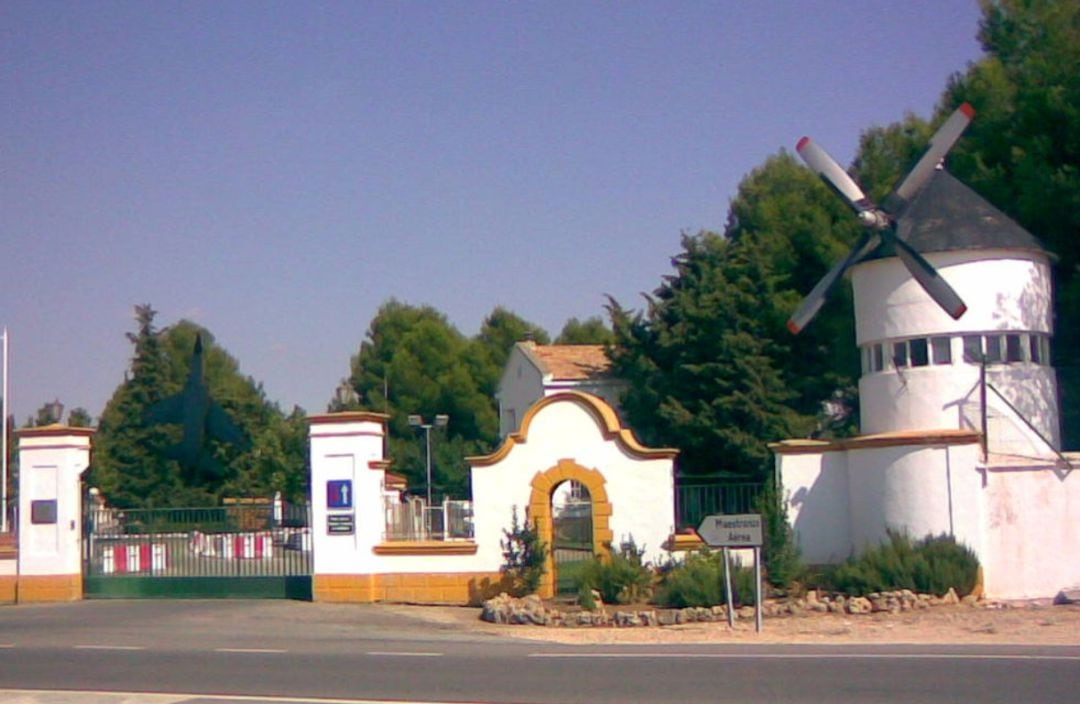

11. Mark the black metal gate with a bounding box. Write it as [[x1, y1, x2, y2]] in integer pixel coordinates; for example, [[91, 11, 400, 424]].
[[83, 501, 312, 599], [552, 497, 594, 596]]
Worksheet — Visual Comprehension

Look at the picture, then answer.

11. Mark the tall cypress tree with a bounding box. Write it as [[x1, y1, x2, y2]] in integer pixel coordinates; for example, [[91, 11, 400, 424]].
[[90, 305, 183, 508]]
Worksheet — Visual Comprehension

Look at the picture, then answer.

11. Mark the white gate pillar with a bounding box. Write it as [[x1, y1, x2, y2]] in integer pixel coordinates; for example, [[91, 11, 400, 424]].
[[16, 425, 93, 602]]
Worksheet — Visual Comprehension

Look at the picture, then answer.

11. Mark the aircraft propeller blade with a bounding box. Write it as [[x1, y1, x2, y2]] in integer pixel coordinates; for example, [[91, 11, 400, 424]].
[[891, 235, 967, 319], [787, 232, 881, 334], [796, 137, 877, 216], [884, 103, 975, 215]]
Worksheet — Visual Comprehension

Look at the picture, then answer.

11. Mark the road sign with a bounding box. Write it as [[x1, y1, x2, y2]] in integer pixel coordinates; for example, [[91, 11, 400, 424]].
[[326, 479, 353, 509], [696, 513, 763, 548], [327, 513, 355, 535]]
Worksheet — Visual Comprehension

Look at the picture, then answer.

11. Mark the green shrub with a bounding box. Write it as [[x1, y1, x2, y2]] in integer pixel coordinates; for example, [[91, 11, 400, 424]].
[[499, 507, 547, 597], [756, 477, 804, 590], [654, 550, 757, 608], [575, 538, 653, 605], [828, 530, 979, 597]]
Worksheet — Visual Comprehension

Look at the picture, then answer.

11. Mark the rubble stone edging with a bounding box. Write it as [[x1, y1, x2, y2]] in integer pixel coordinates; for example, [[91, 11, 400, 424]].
[[480, 588, 978, 628]]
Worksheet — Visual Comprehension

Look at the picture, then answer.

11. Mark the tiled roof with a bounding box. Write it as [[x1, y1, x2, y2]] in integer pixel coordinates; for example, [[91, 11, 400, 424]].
[[527, 343, 612, 380], [867, 169, 1048, 260]]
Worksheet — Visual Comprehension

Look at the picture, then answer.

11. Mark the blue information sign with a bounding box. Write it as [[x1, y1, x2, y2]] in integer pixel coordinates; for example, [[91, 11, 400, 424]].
[[326, 479, 353, 509]]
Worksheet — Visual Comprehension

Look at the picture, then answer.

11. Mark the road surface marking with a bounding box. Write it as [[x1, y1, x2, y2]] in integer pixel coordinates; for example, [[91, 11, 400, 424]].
[[214, 647, 288, 654], [0, 690, 464, 704], [74, 644, 145, 651], [529, 652, 1080, 661], [366, 650, 444, 657]]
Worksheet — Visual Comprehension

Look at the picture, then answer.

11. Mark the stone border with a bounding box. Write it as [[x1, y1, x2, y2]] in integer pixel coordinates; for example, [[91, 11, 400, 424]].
[[481, 588, 977, 628]]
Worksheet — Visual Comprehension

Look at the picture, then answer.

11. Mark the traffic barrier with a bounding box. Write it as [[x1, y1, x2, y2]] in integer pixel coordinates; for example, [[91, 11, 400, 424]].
[[101, 543, 167, 574]]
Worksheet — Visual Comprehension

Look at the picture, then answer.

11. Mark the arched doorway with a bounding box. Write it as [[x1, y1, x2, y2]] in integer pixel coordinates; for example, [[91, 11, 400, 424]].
[[527, 458, 613, 598], [551, 481, 593, 596]]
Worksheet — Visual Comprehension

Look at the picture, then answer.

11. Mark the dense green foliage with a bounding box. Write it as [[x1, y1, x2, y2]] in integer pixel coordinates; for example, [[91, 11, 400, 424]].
[[826, 531, 980, 598], [342, 300, 503, 498], [90, 306, 308, 508], [654, 550, 756, 608], [555, 317, 615, 345], [500, 508, 547, 597], [575, 539, 653, 605]]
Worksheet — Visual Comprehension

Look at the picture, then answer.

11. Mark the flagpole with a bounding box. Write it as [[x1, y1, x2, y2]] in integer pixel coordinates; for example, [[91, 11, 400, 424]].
[[1, 327, 8, 533]]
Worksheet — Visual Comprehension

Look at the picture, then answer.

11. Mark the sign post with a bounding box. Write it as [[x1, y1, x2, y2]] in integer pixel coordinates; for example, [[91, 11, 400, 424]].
[[697, 513, 764, 632]]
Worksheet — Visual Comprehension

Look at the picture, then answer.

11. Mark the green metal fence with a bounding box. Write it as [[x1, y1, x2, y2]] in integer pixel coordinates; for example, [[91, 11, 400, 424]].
[[675, 479, 764, 531], [84, 502, 312, 599]]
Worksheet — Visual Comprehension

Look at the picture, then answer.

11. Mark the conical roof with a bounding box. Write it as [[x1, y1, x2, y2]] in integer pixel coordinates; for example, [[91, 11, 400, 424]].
[[867, 169, 1049, 260]]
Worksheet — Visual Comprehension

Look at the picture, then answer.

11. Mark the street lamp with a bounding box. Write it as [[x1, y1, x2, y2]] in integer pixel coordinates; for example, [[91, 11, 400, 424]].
[[407, 414, 449, 511]]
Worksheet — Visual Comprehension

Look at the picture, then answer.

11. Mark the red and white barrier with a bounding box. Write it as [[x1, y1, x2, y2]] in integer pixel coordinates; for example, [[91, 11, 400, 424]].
[[101, 543, 167, 574], [190, 531, 273, 560]]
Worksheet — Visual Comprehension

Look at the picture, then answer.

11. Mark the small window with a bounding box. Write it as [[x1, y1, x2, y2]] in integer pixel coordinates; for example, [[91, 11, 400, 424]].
[[1041, 336, 1051, 365], [892, 341, 908, 369], [985, 335, 1003, 363], [1005, 334, 1024, 363], [910, 338, 929, 367], [1029, 335, 1042, 364], [861, 347, 871, 375], [931, 337, 952, 365], [872, 344, 884, 372], [963, 335, 982, 363]]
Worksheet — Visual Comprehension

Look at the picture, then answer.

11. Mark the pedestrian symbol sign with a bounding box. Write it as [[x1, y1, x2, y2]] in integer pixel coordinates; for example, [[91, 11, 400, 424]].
[[327, 480, 353, 509]]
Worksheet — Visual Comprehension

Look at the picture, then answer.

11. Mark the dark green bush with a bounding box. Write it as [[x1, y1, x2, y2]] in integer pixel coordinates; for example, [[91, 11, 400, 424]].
[[575, 538, 652, 605], [500, 507, 547, 597], [828, 530, 979, 597], [654, 550, 757, 608], [756, 477, 804, 590]]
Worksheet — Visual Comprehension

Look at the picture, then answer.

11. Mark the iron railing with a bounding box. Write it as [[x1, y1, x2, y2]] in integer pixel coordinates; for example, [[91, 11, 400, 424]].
[[675, 479, 764, 531], [383, 497, 474, 541], [85, 503, 312, 578]]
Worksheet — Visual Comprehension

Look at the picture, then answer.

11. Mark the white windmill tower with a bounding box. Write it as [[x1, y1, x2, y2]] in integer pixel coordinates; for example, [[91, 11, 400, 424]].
[[776, 105, 1080, 600], [790, 104, 1061, 457]]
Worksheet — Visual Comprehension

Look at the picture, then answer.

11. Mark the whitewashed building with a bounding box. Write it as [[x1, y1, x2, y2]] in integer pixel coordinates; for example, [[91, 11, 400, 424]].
[[496, 342, 624, 437], [776, 170, 1080, 599]]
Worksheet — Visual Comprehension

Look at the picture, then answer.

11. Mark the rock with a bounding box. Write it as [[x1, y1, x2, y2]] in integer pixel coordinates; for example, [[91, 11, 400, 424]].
[[961, 594, 980, 606], [1054, 588, 1080, 605], [711, 605, 728, 620], [847, 596, 872, 615], [639, 610, 658, 626], [942, 587, 961, 605], [828, 596, 846, 614], [657, 610, 679, 626], [737, 606, 756, 620]]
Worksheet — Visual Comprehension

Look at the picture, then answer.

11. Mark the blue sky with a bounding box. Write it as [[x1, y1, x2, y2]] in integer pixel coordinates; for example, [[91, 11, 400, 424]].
[[1, 1, 984, 422]]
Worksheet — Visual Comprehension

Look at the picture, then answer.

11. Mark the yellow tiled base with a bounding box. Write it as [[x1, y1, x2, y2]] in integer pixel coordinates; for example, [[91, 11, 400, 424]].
[[315, 572, 508, 606], [0, 575, 16, 603], [17, 574, 82, 603]]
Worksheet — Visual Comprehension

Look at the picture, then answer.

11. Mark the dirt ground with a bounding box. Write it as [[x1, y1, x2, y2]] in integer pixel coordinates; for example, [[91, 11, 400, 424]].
[[391, 600, 1080, 645]]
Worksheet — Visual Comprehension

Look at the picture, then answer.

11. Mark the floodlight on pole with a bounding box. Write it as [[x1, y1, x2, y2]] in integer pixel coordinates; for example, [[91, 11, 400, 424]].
[[408, 414, 449, 517]]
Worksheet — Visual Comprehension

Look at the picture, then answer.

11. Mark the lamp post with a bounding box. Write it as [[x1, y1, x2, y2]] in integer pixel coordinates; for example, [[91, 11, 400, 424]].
[[1, 327, 7, 533], [407, 414, 449, 512]]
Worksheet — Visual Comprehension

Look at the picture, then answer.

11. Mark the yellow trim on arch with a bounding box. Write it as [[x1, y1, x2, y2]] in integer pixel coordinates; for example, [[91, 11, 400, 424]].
[[527, 459, 614, 599], [468, 391, 678, 467]]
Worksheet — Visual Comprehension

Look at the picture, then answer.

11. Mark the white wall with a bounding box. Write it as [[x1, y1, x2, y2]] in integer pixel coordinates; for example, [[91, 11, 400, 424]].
[[778, 440, 1080, 599], [853, 250, 1060, 447], [979, 460, 1080, 599], [779, 448, 852, 564], [18, 428, 92, 577], [473, 394, 676, 566], [495, 347, 545, 437], [852, 251, 1052, 343]]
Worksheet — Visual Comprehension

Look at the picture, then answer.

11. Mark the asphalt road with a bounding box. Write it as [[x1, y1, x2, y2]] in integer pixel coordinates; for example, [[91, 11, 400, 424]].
[[0, 600, 1077, 704]]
